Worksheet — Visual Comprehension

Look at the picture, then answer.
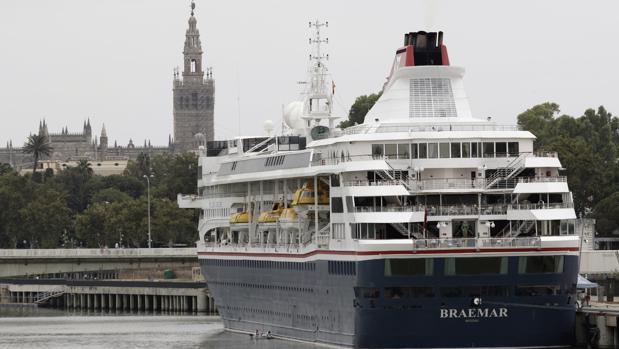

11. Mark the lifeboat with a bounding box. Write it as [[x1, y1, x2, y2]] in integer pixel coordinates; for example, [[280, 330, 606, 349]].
[[257, 202, 285, 224], [291, 180, 330, 219], [229, 203, 252, 232]]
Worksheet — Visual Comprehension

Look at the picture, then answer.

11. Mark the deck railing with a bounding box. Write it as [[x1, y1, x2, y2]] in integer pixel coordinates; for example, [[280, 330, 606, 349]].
[[352, 202, 573, 215], [411, 237, 541, 250], [341, 176, 567, 191], [341, 124, 523, 135], [203, 237, 543, 251]]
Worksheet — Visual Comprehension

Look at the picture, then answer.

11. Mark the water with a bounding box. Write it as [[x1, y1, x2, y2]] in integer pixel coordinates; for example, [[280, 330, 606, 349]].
[[0, 307, 320, 349], [0, 307, 580, 349]]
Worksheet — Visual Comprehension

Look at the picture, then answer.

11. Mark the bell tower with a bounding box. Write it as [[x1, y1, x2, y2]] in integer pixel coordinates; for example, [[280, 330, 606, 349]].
[[173, 1, 215, 152]]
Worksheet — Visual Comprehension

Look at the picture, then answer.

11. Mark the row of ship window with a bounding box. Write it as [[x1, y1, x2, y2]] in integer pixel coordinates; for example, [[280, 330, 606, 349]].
[[371, 141, 520, 159], [209, 280, 314, 294], [354, 284, 573, 299], [204, 256, 562, 277], [384, 256, 564, 277], [328, 261, 356, 276], [204, 259, 316, 271], [221, 304, 316, 323]]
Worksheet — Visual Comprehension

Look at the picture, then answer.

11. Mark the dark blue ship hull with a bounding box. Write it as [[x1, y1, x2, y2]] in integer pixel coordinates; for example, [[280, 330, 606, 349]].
[[200, 254, 578, 348]]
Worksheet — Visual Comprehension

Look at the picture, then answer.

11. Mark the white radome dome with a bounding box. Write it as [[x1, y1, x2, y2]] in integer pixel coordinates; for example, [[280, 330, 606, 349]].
[[283, 101, 306, 131], [264, 119, 274, 135]]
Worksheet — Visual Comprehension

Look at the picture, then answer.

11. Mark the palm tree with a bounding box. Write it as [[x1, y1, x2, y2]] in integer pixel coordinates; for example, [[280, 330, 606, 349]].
[[23, 134, 53, 179], [76, 159, 93, 177]]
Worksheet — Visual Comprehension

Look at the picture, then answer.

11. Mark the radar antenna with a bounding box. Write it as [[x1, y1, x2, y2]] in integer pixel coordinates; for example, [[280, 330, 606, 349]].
[[309, 20, 329, 64]]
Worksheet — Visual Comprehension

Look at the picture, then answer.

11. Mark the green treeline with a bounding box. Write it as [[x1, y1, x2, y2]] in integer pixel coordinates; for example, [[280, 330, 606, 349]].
[[0, 153, 199, 249], [517, 103, 619, 235]]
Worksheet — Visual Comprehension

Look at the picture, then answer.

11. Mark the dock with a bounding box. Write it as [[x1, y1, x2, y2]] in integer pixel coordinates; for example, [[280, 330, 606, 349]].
[[0, 278, 217, 313], [576, 301, 619, 348]]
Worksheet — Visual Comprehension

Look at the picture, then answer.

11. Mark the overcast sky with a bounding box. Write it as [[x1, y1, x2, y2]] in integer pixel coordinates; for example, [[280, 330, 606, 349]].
[[1, 0, 618, 147]]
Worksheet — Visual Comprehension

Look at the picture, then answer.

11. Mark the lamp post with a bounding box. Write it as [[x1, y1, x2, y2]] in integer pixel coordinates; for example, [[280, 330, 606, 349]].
[[143, 174, 154, 248]]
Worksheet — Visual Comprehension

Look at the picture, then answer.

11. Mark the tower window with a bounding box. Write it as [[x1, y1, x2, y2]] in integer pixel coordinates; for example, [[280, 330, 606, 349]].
[[191, 59, 197, 73]]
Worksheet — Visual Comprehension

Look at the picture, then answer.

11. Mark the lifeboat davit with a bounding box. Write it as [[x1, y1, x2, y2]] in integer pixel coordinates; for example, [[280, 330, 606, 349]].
[[278, 207, 300, 231], [229, 203, 251, 232]]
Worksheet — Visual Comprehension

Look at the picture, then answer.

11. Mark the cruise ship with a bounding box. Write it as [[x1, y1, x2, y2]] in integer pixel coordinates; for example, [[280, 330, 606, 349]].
[[179, 26, 579, 348]]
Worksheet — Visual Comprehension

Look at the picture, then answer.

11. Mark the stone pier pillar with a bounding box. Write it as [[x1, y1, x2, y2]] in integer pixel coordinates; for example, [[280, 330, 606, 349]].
[[153, 295, 158, 312], [108, 294, 113, 310], [101, 293, 107, 310], [197, 294, 207, 312], [129, 294, 134, 311], [123, 294, 129, 310], [145, 295, 151, 311], [193, 296, 197, 312], [86, 294, 92, 309], [137, 295, 143, 311], [116, 294, 121, 310], [183, 296, 188, 312], [94, 294, 100, 310]]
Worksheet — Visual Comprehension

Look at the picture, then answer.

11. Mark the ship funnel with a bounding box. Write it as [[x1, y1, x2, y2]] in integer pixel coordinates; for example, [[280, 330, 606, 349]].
[[402, 31, 449, 66]]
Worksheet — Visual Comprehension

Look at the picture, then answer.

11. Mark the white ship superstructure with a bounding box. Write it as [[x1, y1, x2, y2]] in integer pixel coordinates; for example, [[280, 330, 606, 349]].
[[179, 29, 579, 348]]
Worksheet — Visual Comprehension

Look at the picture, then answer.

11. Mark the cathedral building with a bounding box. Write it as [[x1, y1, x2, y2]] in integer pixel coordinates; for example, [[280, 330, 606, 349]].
[[0, 2, 214, 170]]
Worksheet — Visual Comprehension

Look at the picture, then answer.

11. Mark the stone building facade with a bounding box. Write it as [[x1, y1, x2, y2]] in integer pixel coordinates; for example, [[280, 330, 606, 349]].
[[0, 3, 214, 170], [172, 5, 215, 151]]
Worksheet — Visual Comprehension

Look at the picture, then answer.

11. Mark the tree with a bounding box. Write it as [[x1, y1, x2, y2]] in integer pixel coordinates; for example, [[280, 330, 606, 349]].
[[124, 152, 152, 179], [19, 186, 72, 248], [338, 92, 382, 129], [75, 159, 93, 177], [128, 153, 198, 200], [0, 174, 34, 248], [99, 175, 144, 198], [22, 134, 53, 179], [75, 202, 114, 248], [0, 163, 13, 176], [91, 188, 132, 204], [594, 192, 619, 236], [151, 198, 198, 247], [518, 103, 619, 217]]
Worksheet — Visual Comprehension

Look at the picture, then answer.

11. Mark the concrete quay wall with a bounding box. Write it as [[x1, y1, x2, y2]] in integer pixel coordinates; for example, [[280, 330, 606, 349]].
[[0, 281, 216, 314]]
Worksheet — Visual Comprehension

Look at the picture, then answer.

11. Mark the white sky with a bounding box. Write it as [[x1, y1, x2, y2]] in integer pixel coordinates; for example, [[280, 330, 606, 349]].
[[1, 0, 618, 147]]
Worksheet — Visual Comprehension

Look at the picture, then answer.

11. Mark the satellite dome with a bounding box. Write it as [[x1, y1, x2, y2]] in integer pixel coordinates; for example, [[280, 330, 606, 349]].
[[283, 101, 305, 131]]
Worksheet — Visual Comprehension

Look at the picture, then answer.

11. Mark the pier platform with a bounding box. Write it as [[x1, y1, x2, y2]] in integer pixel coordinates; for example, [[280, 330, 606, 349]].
[[0, 279, 216, 313], [576, 301, 619, 348]]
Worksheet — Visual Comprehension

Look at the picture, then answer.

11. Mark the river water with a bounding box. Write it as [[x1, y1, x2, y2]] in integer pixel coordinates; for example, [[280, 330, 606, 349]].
[[0, 307, 319, 349], [0, 307, 580, 349]]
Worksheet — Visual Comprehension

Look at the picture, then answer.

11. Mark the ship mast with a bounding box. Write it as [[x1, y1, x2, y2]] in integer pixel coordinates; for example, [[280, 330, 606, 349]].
[[302, 20, 336, 134]]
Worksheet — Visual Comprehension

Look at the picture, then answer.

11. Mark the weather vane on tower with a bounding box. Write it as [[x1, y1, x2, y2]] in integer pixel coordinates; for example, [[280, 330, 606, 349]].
[[190, 1, 196, 16]]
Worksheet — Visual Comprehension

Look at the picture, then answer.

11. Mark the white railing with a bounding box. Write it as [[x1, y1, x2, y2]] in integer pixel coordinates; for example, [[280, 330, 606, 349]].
[[407, 178, 486, 191], [341, 124, 523, 135], [411, 237, 541, 250], [508, 202, 573, 210], [342, 176, 568, 191], [517, 176, 567, 183], [0, 248, 197, 259], [352, 202, 573, 215], [343, 180, 402, 187]]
